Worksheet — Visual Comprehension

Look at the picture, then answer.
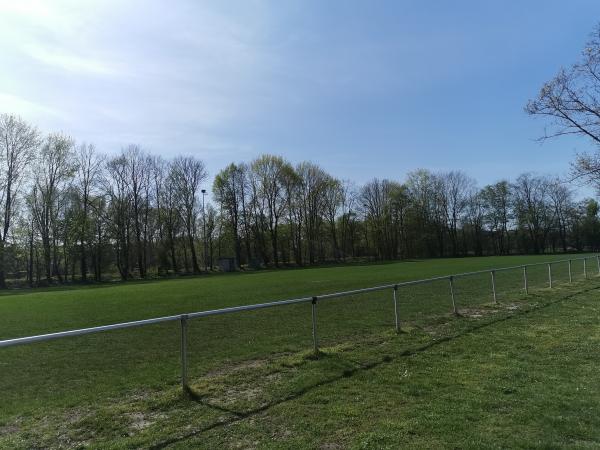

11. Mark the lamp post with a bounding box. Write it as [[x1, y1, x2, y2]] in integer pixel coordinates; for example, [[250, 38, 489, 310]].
[[201, 189, 208, 271]]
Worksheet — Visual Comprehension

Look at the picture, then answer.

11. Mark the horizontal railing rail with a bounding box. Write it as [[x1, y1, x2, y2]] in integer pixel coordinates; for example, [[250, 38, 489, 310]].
[[1, 254, 599, 391]]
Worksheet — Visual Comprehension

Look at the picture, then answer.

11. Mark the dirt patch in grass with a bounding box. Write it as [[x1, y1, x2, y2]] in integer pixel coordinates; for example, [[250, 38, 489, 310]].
[[227, 385, 263, 402], [422, 321, 452, 335], [460, 307, 500, 318], [0, 422, 21, 435], [320, 443, 344, 450], [505, 303, 522, 311], [205, 358, 271, 378], [125, 411, 166, 432], [64, 408, 88, 425]]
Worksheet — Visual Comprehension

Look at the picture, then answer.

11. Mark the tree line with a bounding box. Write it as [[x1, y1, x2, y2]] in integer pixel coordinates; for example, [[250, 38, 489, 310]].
[[1, 113, 599, 288]]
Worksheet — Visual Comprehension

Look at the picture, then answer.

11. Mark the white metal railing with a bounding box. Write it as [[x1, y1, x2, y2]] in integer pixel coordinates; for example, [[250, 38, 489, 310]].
[[1, 255, 599, 391]]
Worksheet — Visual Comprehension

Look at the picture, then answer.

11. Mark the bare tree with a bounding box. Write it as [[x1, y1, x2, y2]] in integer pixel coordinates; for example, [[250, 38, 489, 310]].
[[440, 171, 476, 256], [296, 162, 329, 264], [338, 180, 358, 258], [213, 163, 245, 268], [405, 169, 440, 257], [548, 179, 574, 252], [527, 24, 600, 186], [171, 156, 207, 273], [0, 114, 39, 287], [75, 143, 104, 281], [512, 174, 554, 254], [360, 179, 406, 260], [322, 177, 343, 260], [122, 145, 152, 278], [283, 166, 303, 265], [162, 163, 182, 273], [481, 181, 512, 255], [105, 155, 132, 280], [250, 155, 291, 267], [151, 156, 168, 274], [465, 190, 485, 256], [89, 193, 108, 282], [30, 133, 75, 282]]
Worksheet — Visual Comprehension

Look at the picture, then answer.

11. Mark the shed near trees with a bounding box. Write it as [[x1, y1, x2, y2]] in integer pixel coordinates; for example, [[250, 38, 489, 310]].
[[217, 257, 237, 272]]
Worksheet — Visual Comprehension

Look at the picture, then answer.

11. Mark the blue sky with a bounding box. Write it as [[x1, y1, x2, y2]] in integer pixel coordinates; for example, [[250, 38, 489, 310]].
[[2, 0, 600, 190]]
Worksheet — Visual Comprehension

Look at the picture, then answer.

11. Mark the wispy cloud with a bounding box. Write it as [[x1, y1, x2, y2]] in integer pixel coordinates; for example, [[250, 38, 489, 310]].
[[0, 0, 270, 153], [24, 44, 120, 76], [0, 92, 66, 120]]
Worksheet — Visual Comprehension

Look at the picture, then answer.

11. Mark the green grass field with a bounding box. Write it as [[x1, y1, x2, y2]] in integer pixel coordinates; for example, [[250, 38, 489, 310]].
[[1, 254, 599, 448]]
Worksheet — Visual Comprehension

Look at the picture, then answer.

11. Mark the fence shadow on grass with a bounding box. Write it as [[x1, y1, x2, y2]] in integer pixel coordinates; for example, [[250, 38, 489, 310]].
[[149, 282, 600, 449]]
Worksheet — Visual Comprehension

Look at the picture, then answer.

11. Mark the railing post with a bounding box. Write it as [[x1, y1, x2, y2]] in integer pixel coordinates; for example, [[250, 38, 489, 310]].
[[393, 285, 400, 333], [490, 270, 497, 303], [548, 263, 552, 289], [180, 314, 188, 392], [523, 266, 528, 295], [584, 258, 588, 279], [568, 260, 572, 283], [311, 297, 319, 354], [449, 276, 458, 316]]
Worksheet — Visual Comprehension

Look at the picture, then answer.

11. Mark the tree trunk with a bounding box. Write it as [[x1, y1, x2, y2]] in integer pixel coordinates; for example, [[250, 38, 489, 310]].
[[96, 222, 103, 282], [80, 236, 87, 282], [43, 238, 52, 282], [271, 229, 279, 267], [169, 232, 178, 274], [0, 240, 6, 289], [189, 231, 200, 273], [28, 226, 34, 287]]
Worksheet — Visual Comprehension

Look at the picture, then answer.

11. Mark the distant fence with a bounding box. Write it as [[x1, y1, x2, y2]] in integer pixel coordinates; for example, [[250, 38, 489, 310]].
[[1, 255, 599, 392]]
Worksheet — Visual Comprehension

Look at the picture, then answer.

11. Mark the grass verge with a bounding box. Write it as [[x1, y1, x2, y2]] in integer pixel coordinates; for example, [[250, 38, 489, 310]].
[[2, 277, 600, 448]]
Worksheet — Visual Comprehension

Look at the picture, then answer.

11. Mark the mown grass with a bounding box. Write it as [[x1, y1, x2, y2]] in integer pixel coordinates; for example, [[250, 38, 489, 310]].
[[1, 254, 599, 448]]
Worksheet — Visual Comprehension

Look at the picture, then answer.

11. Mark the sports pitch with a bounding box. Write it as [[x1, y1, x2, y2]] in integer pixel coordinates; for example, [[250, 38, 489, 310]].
[[1, 254, 599, 448]]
